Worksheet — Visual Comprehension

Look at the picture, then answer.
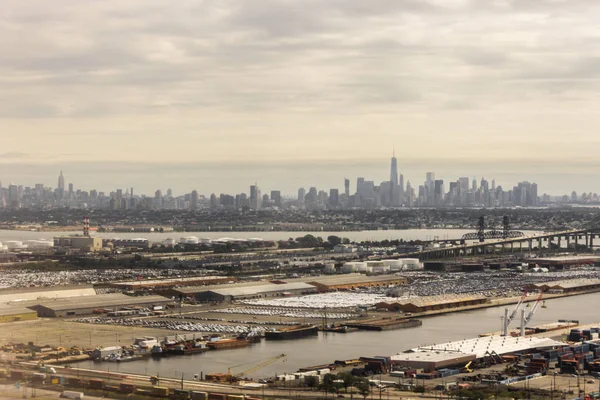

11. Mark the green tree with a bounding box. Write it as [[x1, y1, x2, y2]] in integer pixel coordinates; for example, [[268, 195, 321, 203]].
[[338, 372, 355, 392], [304, 375, 319, 389], [354, 379, 370, 399], [327, 235, 342, 246]]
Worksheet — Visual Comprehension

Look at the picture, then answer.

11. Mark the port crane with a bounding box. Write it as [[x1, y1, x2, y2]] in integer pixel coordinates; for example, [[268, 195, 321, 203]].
[[502, 291, 528, 336], [519, 291, 544, 336], [227, 353, 287, 380]]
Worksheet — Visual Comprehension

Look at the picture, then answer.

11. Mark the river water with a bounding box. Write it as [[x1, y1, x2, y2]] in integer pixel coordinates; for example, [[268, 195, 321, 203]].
[[0, 229, 475, 243], [71, 292, 599, 379]]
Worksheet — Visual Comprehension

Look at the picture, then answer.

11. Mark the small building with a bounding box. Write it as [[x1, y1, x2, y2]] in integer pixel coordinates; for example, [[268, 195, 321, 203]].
[[31, 294, 174, 317], [104, 276, 234, 292], [54, 236, 103, 252], [307, 274, 408, 292], [0, 307, 38, 323], [376, 295, 488, 313], [187, 282, 317, 302]]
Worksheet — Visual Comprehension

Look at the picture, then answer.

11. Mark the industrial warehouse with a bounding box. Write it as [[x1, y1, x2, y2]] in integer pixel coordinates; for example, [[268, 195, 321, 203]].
[[307, 273, 408, 292], [177, 282, 318, 302], [30, 293, 174, 317], [104, 275, 235, 291], [525, 279, 600, 294], [391, 336, 563, 372], [375, 295, 489, 313], [0, 306, 38, 323]]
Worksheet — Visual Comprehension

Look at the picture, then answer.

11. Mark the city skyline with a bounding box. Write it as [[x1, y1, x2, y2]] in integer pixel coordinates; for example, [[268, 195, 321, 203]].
[[4, 153, 599, 211], [2, 1, 600, 195]]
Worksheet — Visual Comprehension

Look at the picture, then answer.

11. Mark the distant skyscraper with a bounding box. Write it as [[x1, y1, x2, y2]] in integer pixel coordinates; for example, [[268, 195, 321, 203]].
[[329, 189, 339, 207], [250, 184, 261, 210], [390, 152, 399, 206], [270, 190, 282, 207], [298, 187, 306, 203], [344, 179, 350, 197], [191, 190, 198, 210], [58, 170, 65, 191]]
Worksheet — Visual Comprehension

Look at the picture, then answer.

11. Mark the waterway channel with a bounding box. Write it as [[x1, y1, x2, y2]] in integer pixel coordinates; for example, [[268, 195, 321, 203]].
[[71, 291, 600, 379]]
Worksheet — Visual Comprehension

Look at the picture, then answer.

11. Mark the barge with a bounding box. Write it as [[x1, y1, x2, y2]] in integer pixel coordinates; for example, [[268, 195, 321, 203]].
[[265, 325, 319, 340], [345, 318, 422, 331], [207, 338, 249, 350]]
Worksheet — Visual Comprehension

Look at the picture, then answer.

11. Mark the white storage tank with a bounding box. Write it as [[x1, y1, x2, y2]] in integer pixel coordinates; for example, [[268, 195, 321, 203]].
[[179, 236, 199, 244], [354, 262, 368, 272], [324, 263, 336, 274], [341, 262, 358, 274], [199, 238, 212, 244], [164, 238, 176, 246], [367, 260, 389, 273], [383, 260, 404, 271], [4, 241, 24, 250], [402, 258, 422, 270]]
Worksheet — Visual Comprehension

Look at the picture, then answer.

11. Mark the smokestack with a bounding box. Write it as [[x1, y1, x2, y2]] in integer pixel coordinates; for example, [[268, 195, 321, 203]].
[[83, 216, 90, 237], [503, 308, 509, 336]]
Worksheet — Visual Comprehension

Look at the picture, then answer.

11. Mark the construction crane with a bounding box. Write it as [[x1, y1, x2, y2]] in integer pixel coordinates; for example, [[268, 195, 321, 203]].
[[502, 291, 528, 336], [227, 353, 286, 380]]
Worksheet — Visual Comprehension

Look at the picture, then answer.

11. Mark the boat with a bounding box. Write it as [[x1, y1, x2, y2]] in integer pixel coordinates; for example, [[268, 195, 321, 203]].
[[151, 344, 167, 358], [207, 338, 249, 350], [265, 325, 319, 340], [166, 341, 209, 355]]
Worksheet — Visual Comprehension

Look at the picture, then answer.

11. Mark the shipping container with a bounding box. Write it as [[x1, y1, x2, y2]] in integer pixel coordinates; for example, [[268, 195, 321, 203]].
[[10, 371, 24, 380], [227, 395, 244, 400], [208, 393, 226, 400], [89, 379, 105, 390], [191, 391, 208, 400], [173, 389, 190, 399], [152, 386, 169, 397], [120, 383, 136, 394], [32, 373, 46, 384]]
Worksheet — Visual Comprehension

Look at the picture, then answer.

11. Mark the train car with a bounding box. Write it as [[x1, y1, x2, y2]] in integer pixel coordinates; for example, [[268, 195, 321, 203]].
[[89, 379, 105, 390], [191, 391, 208, 400], [10, 371, 24, 380], [120, 383, 136, 394], [66, 377, 83, 387], [207, 393, 226, 400], [152, 386, 170, 397], [172, 389, 190, 399]]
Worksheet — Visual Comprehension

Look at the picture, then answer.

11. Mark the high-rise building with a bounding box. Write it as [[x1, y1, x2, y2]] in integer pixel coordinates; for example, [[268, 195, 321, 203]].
[[270, 190, 282, 207], [390, 152, 399, 206], [344, 179, 350, 197], [298, 187, 306, 203], [329, 189, 339, 207], [58, 170, 65, 191], [250, 184, 261, 210], [191, 190, 198, 210]]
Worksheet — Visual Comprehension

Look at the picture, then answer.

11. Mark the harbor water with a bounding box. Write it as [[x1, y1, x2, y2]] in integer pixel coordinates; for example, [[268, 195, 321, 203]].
[[0, 229, 475, 243], [71, 291, 600, 379]]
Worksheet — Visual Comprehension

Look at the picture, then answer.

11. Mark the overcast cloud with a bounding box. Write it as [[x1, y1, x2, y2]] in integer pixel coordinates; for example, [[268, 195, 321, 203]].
[[1, 0, 600, 195]]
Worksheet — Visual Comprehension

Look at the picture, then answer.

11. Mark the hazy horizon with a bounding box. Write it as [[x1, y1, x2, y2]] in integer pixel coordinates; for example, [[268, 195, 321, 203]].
[[2, 0, 600, 195]]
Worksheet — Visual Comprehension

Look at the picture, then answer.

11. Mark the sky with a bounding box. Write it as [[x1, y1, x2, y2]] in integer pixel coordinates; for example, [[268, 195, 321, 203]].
[[1, 0, 600, 196]]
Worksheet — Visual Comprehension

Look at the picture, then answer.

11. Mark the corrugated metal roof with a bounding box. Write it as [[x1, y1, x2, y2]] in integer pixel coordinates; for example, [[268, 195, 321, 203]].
[[387, 295, 487, 307], [391, 350, 475, 363], [203, 282, 317, 297], [532, 279, 600, 289], [0, 307, 37, 316], [409, 336, 563, 358], [308, 274, 406, 286], [35, 294, 171, 311], [0, 287, 97, 304]]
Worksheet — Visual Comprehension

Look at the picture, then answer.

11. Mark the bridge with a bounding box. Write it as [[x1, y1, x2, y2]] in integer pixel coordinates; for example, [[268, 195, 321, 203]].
[[403, 215, 600, 260]]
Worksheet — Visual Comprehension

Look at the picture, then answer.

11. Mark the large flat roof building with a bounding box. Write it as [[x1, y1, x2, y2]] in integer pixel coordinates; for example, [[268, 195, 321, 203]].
[[54, 236, 103, 252], [31, 294, 174, 317], [0, 286, 96, 304], [307, 274, 407, 292], [376, 295, 488, 313], [183, 282, 318, 303]]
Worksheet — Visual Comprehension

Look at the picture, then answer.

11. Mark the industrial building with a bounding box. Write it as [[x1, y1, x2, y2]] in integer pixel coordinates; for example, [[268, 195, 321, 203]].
[[54, 236, 103, 252], [307, 274, 407, 292], [104, 276, 235, 291], [376, 295, 488, 313], [0, 286, 97, 304], [180, 282, 317, 302], [0, 307, 38, 323], [525, 279, 600, 294], [391, 336, 563, 372], [526, 255, 600, 269], [31, 294, 174, 317]]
